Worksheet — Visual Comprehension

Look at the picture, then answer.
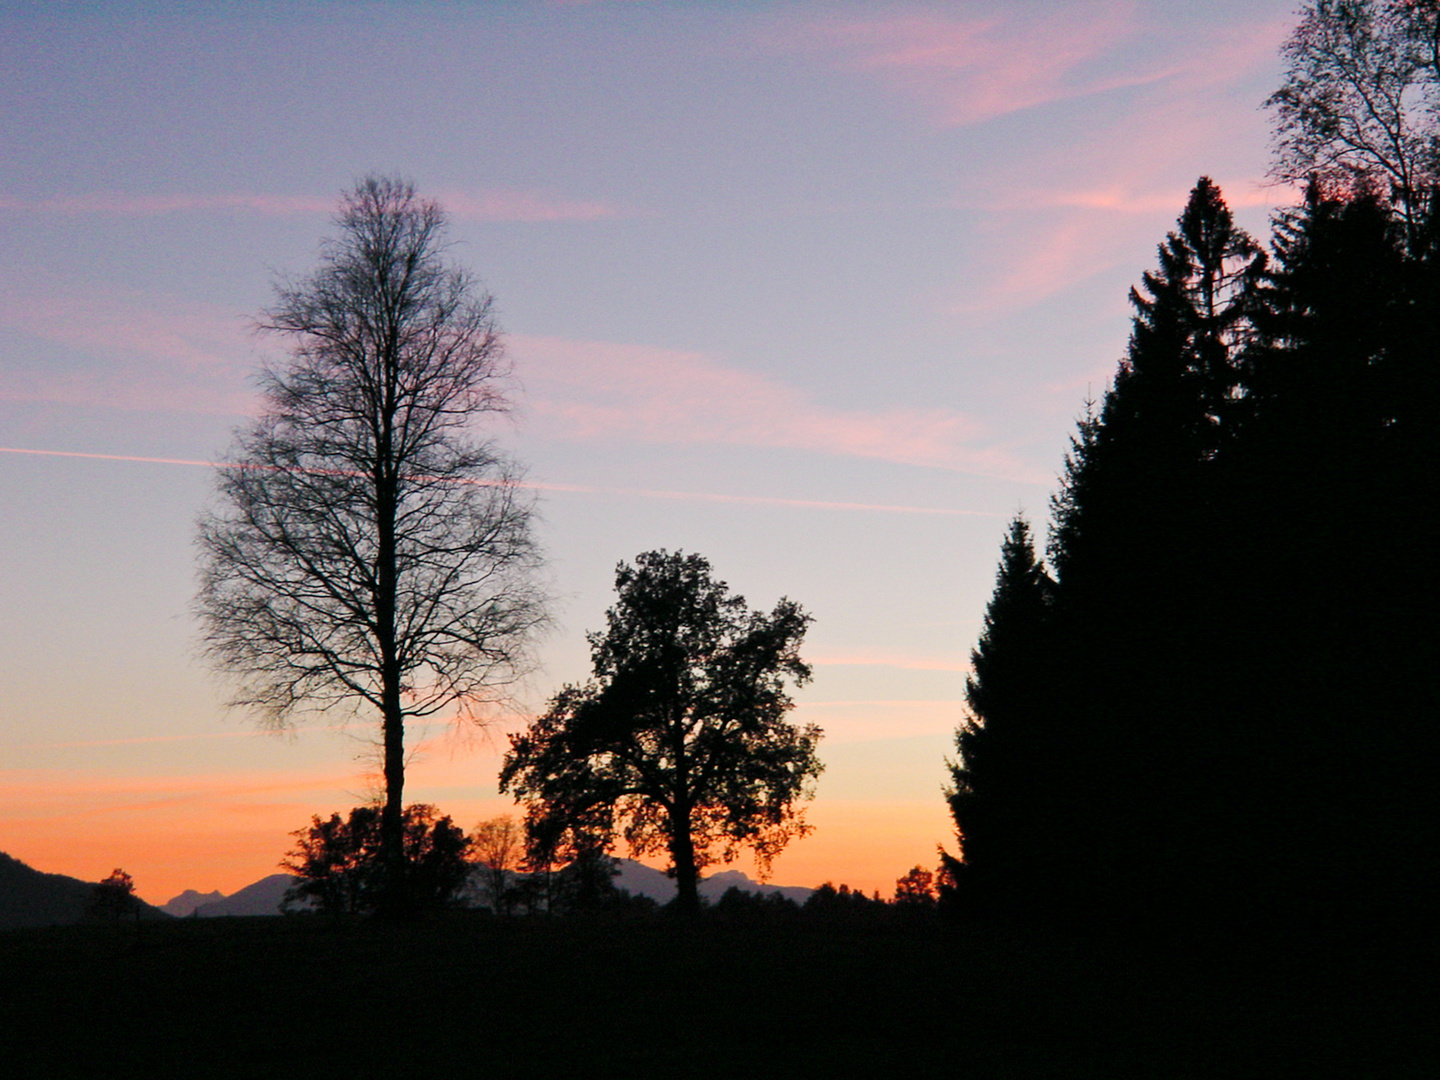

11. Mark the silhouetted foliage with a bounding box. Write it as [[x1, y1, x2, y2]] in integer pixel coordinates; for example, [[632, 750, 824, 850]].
[[946, 516, 1055, 913], [1267, 0, 1439, 237], [283, 804, 473, 917], [471, 815, 522, 915], [712, 884, 800, 922], [501, 551, 821, 914], [948, 10, 1436, 934], [892, 866, 937, 907], [196, 176, 547, 913], [85, 869, 138, 924], [951, 167, 1438, 936], [801, 882, 888, 923]]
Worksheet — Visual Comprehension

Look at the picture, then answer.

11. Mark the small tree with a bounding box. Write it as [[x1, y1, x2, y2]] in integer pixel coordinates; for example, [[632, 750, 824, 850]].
[[87, 869, 138, 923], [283, 804, 472, 917], [893, 866, 937, 906], [196, 176, 547, 911], [500, 550, 822, 914], [471, 815, 522, 915]]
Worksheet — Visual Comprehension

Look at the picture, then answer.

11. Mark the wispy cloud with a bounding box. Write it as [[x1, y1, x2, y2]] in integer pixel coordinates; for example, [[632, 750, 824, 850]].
[[769, 2, 1148, 127], [0, 278, 254, 414], [436, 189, 622, 223], [0, 187, 623, 223], [515, 334, 1044, 481], [0, 446, 1006, 517], [774, 3, 1289, 131], [762, 4, 1293, 316], [0, 193, 333, 216]]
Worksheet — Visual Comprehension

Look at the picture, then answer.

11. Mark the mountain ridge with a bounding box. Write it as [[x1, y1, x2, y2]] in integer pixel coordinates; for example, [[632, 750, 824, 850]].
[[0, 852, 170, 928]]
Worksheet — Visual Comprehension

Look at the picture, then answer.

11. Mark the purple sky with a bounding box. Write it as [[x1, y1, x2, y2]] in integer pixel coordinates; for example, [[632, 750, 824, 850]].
[[0, 0, 1299, 902]]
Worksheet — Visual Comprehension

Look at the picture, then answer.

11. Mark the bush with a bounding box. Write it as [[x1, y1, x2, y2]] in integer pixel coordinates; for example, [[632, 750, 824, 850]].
[[283, 804, 472, 917]]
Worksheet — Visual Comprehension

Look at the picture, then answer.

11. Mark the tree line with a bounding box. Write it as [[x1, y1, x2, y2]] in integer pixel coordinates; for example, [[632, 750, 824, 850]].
[[946, 0, 1437, 936]]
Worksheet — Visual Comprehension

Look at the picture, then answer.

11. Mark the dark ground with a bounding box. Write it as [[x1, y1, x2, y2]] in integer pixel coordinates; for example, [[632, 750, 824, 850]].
[[0, 912, 1429, 1078]]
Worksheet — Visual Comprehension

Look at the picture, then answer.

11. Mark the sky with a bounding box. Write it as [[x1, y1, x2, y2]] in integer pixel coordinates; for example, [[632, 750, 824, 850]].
[[0, 0, 1301, 904]]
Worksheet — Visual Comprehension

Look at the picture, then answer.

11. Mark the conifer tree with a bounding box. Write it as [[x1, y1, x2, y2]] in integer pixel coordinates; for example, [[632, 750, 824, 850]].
[[1043, 179, 1263, 921], [946, 517, 1054, 910]]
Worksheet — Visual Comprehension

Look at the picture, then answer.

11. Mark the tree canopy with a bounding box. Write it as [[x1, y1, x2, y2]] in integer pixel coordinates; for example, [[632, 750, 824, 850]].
[[282, 804, 473, 917], [500, 550, 821, 913], [949, 3, 1438, 930], [1267, 0, 1440, 235]]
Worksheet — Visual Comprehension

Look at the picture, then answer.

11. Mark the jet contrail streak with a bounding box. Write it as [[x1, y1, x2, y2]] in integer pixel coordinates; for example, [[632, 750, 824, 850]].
[[0, 445, 1004, 517]]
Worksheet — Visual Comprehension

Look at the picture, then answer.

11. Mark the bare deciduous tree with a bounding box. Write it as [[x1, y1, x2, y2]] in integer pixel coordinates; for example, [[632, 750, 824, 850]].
[[471, 815, 522, 915], [197, 176, 547, 909], [1267, 0, 1440, 235]]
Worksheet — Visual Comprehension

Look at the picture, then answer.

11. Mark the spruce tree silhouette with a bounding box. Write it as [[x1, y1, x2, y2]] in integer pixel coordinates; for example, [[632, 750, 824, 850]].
[[946, 516, 1056, 915], [1042, 180, 1264, 924]]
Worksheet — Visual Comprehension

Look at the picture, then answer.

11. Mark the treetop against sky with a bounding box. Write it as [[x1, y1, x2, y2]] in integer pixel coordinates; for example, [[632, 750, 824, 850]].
[[0, 0, 1299, 902]]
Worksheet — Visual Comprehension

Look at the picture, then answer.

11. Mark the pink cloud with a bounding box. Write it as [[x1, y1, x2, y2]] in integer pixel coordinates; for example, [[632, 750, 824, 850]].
[[756, 6, 1294, 320], [435, 189, 622, 223], [0, 278, 254, 414], [513, 334, 1045, 481], [770, 2, 1150, 127], [774, 4, 1291, 132], [0, 187, 623, 222], [0, 193, 332, 216]]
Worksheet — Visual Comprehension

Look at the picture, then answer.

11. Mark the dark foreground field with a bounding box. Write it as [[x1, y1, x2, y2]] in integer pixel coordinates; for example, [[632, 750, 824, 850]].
[[1, 912, 1429, 1078]]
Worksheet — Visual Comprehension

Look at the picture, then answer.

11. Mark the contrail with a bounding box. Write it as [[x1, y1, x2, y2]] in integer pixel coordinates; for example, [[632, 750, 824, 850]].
[[0, 445, 1004, 518]]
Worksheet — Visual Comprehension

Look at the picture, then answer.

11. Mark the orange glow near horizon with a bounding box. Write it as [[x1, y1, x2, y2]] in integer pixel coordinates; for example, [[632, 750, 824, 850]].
[[1, 735, 956, 905], [2, 790, 954, 906]]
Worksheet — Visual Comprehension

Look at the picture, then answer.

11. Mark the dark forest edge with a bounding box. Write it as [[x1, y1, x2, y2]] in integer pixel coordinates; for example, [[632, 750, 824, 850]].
[[944, 0, 1439, 939]]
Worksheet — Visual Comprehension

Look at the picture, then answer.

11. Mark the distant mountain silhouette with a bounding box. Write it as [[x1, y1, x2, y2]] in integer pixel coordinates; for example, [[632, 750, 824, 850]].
[[193, 874, 298, 917], [160, 888, 225, 917], [173, 861, 814, 917], [614, 860, 813, 905], [0, 852, 169, 928]]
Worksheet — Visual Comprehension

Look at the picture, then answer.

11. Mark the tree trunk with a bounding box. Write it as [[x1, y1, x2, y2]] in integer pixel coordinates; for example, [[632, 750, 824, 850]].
[[376, 440, 405, 916], [380, 683, 405, 915], [670, 808, 700, 915]]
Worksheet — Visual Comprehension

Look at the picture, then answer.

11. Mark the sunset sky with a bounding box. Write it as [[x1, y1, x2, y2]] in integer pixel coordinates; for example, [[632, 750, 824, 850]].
[[1, 0, 1299, 904]]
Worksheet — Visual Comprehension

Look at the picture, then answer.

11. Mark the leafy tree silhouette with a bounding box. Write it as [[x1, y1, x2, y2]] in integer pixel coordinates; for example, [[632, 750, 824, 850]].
[[892, 866, 937, 906], [283, 804, 472, 918], [501, 550, 821, 914], [86, 869, 138, 924]]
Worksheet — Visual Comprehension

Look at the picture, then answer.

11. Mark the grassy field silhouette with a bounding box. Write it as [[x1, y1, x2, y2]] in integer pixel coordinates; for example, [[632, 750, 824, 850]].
[[2, 910, 1426, 1077]]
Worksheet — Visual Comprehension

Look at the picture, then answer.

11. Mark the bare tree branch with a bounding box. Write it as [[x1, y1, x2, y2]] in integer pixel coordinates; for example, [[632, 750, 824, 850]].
[[196, 176, 549, 909]]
